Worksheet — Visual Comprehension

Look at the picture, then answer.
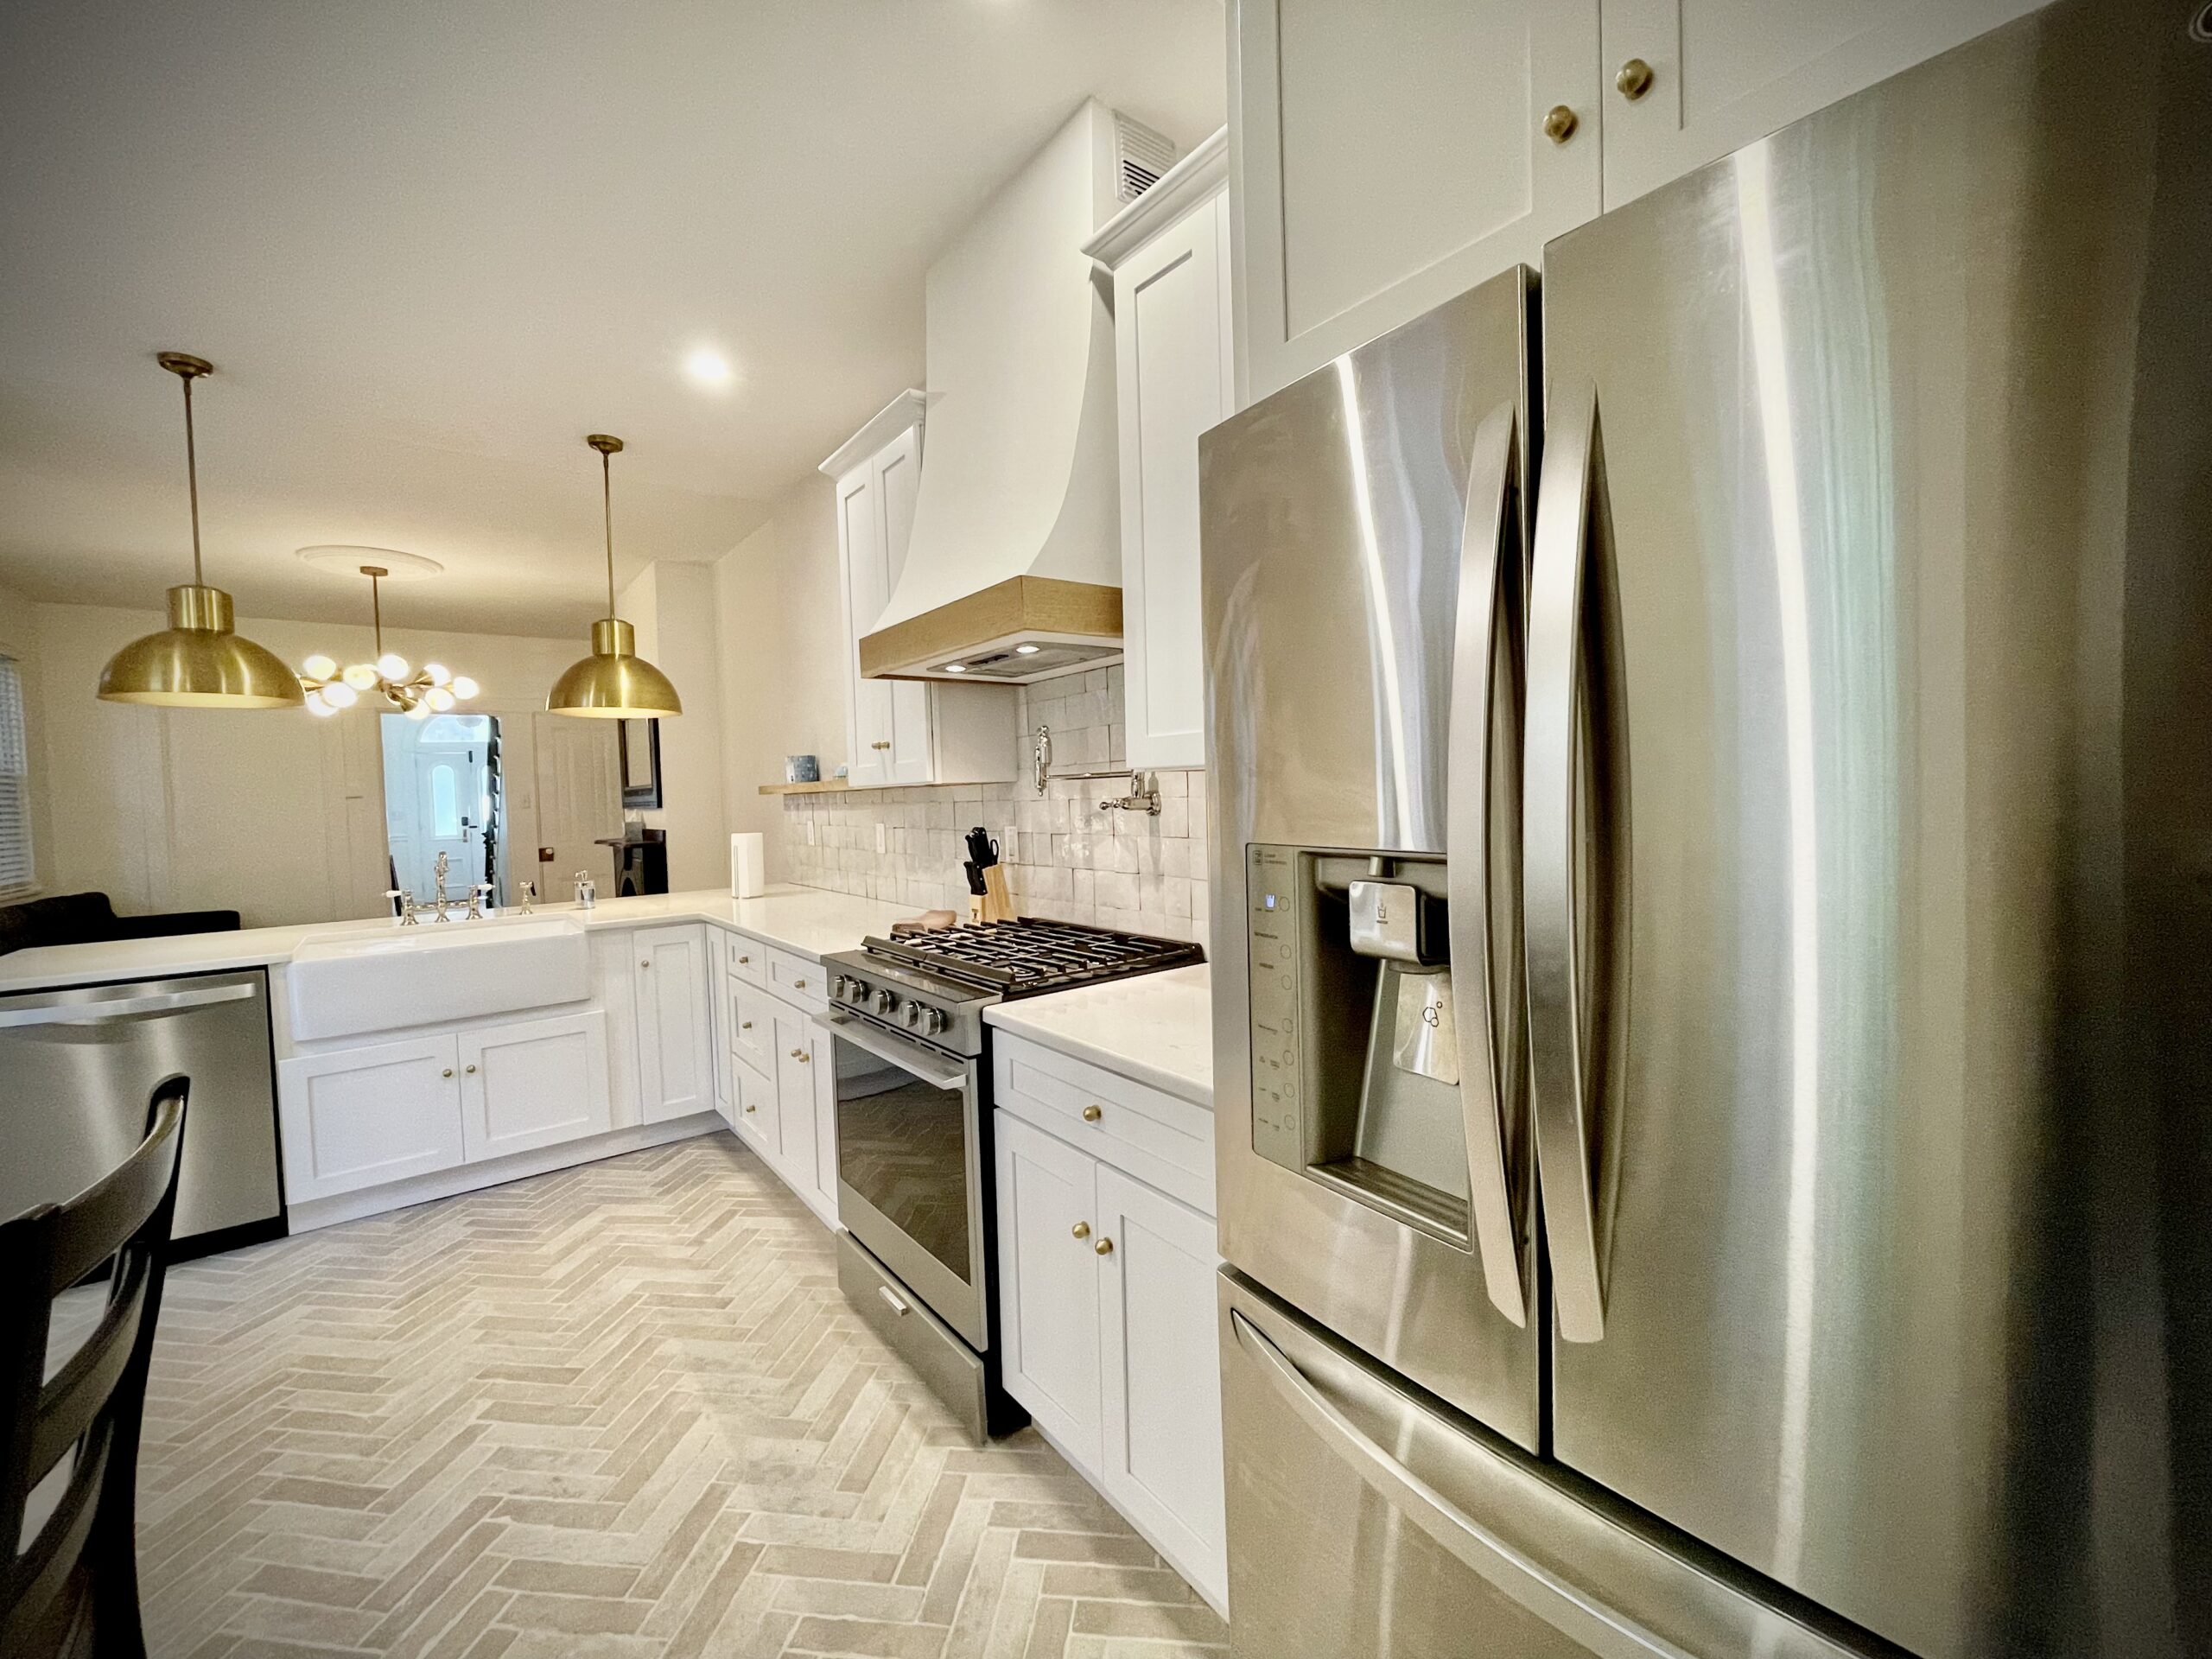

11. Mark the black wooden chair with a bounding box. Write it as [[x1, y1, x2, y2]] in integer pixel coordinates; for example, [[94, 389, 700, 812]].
[[0, 1077, 188, 1659]]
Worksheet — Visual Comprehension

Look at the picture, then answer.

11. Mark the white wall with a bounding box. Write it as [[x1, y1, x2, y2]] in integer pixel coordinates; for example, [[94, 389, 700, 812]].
[[22, 601, 583, 926], [616, 561, 727, 893], [713, 472, 849, 883]]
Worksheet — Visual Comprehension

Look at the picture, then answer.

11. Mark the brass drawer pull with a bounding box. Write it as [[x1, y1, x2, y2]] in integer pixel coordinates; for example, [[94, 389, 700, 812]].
[[1095, 1237, 1114, 1256], [465, 1064, 477, 1074], [1081, 1104, 1103, 1123], [1071, 1221, 1090, 1240], [441, 1068, 454, 1078], [1542, 104, 1578, 143]]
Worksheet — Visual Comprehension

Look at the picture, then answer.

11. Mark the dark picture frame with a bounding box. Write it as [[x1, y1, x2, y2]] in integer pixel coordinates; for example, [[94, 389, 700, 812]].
[[619, 717, 662, 810]]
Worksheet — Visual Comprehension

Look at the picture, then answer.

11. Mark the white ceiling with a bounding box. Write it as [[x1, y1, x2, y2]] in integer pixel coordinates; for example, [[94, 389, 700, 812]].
[[0, 1, 1224, 638]]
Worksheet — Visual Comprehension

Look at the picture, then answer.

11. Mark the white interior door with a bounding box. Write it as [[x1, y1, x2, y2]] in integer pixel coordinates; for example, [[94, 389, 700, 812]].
[[528, 714, 621, 892]]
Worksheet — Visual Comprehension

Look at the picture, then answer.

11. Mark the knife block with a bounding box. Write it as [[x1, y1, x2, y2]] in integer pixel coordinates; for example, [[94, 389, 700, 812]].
[[969, 866, 1014, 925]]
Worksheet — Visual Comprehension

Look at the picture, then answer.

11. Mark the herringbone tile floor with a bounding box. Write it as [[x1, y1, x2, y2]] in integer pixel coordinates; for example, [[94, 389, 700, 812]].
[[131, 1133, 1229, 1658]]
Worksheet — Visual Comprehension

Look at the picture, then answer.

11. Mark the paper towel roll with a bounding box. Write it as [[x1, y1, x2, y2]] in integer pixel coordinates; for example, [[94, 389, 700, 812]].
[[729, 831, 766, 899]]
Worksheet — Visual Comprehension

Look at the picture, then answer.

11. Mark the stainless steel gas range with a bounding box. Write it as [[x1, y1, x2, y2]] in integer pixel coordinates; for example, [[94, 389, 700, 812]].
[[818, 919, 1202, 1440]]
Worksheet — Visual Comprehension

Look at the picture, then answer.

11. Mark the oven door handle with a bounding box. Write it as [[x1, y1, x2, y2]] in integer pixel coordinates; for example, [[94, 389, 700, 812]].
[[817, 1013, 968, 1090]]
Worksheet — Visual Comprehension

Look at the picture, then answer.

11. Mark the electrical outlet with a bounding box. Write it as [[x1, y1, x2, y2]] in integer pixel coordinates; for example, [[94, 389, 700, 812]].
[[1004, 825, 1019, 865], [875, 823, 887, 854]]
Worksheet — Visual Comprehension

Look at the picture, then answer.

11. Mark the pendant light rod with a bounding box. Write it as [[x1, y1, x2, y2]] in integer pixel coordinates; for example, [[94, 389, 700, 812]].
[[158, 352, 214, 587], [588, 433, 624, 620], [363, 564, 387, 655]]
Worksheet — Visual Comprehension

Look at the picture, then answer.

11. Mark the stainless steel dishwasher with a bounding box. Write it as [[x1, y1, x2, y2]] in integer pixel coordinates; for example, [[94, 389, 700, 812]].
[[0, 969, 283, 1254]]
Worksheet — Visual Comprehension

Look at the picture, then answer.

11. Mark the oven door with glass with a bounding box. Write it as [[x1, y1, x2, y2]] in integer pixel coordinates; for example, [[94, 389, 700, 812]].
[[822, 1011, 990, 1351]]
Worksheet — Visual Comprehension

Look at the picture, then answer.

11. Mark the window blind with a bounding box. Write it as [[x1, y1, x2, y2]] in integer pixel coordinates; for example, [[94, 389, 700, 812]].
[[0, 655, 33, 898]]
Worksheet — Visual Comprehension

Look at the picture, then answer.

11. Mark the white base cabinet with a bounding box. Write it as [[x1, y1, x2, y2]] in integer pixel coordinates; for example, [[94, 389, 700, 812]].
[[993, 1100, 1226, 1612], [459, 1012, 611, 1163], [278, 1034, 467, 1203], [632, 924, 713, 1123], [721, 927, 840, 1227]]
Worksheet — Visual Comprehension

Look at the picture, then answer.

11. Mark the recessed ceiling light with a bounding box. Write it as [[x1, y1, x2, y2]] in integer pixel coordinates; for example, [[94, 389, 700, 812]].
[[942, 663, 967, 674], [683, 346, 734, 387], [1013, 643, 1040, 655]]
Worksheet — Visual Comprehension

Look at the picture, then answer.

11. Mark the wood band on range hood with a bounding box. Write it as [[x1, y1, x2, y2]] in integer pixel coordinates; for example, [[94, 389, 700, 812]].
[[857, 575, 1122, 681]]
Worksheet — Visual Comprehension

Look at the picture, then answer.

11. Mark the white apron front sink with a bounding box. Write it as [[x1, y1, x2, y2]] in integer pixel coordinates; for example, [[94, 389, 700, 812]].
[[289, 917, 589, 1041]]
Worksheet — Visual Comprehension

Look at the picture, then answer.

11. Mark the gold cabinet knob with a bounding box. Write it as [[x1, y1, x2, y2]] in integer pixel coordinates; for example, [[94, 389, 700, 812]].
[[1616, 58, 1654, 100], [741, 1020, 753, 1031], [465, 1064, 477, 1074], [872, 741, 892, 750], [441, 1068, 454, 1078], [794, 978, 807, 989], [1542, 104, 1579, 144], [1095, 1237, 1114, 1256], [640, 960, 651, 969], [790, 1048, 804, 1058], [1081, 1104, 1103, 1122], [1071, 1221, 1091, 1240], [798, 1051, 812, 1064], [739, 954, 750, 964], [745, 1103, 756, 1113]]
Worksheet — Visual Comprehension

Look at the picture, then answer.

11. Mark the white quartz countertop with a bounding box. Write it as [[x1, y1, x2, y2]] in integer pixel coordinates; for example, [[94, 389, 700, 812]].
[[0, 885, 918, 992], [985, 963, 1214, 1109]]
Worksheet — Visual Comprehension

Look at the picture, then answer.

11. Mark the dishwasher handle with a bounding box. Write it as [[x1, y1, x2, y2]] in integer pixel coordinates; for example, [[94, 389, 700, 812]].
[[0, 982, 258, 1029]]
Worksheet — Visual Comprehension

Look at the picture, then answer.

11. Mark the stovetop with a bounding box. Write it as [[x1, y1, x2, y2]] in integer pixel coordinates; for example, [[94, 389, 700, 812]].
[[860, 918, 1203, 996], [821, 919, 1203, 1059]]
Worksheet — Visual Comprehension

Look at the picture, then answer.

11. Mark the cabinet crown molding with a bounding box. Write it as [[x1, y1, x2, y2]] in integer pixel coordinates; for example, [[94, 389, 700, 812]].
[[818, 389, 927, 480], [1083, 127, 1228, 270]]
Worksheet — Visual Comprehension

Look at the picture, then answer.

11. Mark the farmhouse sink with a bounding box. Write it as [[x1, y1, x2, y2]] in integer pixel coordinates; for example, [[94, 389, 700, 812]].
[[288, 917, 589, 1042]]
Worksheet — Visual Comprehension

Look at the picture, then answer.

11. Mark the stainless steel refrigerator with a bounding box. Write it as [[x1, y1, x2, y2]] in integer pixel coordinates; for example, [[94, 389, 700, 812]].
[[1201, 3, 2210, 1654]]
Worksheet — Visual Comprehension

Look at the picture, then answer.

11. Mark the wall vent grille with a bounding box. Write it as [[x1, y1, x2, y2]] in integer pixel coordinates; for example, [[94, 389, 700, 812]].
[[1113, 113, 1179, 204]]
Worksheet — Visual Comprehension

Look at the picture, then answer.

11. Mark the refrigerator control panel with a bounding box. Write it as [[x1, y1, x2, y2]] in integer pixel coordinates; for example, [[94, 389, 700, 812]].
[[1246, 845, 1305, 1166]]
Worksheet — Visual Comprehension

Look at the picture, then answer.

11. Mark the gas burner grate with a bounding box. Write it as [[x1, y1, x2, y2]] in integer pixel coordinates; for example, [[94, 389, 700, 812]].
[[858, 918, 1202, 996]]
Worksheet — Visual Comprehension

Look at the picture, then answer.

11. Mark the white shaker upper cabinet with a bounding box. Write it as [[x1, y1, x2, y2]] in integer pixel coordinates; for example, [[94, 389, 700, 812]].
[[824, 397, 1014, 788], [1231, 0, 1600, 405], [1090, 133, 1232, 773], [1598, 0, 2053, 208]]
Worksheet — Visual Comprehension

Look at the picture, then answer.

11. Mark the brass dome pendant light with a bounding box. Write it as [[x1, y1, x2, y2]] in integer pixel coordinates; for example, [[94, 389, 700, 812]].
[[98, 353, 304, 709], [546, 434, 682, 717]]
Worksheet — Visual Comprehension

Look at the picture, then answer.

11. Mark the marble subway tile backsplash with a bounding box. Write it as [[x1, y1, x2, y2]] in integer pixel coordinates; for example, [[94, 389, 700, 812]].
[[782, 670, 1211, 952]]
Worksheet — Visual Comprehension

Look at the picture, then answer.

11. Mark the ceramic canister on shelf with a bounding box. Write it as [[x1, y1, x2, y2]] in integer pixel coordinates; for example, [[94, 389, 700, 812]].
[[729, 831, 766, 899], [785, 753, 819, 783]]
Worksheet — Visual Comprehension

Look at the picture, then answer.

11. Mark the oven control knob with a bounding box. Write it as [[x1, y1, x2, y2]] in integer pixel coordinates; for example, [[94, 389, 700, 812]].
[[848, 978, 868, 1003], [904, 1001, 924, 1029], [831, 975, 850, 1001], [874, 988, 897, 1016], [922, 1007, 947, 1037]]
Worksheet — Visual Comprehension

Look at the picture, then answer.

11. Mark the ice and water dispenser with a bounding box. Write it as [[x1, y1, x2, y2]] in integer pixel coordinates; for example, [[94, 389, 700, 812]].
[[1247, 844, 1482, 1244]]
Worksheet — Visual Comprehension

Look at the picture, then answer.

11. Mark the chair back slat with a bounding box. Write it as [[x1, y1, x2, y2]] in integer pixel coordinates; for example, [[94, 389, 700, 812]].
[[43, 1093, 184, 1297], [0, 1078, 188, 1659], [28, 1246, 151, 1484]]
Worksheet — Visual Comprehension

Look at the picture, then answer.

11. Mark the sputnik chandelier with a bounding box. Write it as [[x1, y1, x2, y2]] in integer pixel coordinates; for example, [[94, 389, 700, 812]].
[[297, 563, 479, 719]]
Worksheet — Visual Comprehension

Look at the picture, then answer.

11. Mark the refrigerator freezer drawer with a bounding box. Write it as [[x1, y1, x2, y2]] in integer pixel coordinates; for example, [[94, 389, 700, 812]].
[[1218, 1272, 1879, 1659]]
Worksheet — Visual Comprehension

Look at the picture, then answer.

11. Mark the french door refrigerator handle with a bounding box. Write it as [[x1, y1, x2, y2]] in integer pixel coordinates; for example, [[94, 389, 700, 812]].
[[1446, 402, 1528, 1326], [1229, 1307, 1688, 1659], [1525, 379, 1608, 1344]]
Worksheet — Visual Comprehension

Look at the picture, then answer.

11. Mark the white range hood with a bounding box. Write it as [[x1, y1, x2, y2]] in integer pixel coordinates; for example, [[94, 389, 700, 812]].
[[858, 100, 1173, 684]]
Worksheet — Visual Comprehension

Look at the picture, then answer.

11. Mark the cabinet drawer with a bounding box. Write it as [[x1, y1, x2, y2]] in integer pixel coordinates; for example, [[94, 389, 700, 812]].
[[734, 1055, 776, 1157], [732, 983, 775, 1074], [766, 948, 827, 1014], [994, 1035, 1215, 1215], [727, 934, 769, 988]]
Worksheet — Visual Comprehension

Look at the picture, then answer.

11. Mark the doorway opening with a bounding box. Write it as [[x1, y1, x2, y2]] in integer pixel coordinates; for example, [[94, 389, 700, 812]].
[[381, 713, 503, 906]]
